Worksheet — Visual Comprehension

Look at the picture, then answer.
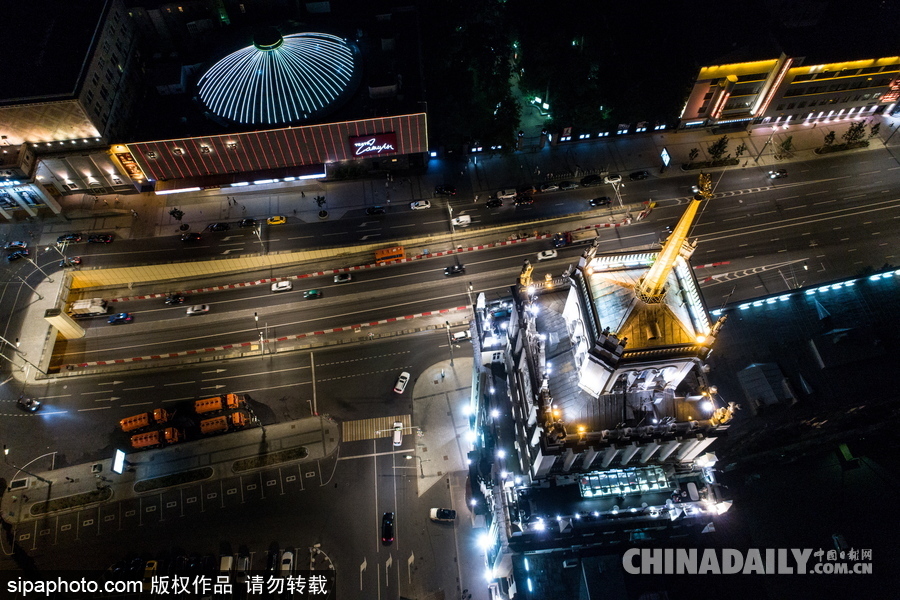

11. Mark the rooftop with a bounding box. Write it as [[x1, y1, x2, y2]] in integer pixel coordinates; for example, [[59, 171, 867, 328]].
[[1, 0, 109, 104]]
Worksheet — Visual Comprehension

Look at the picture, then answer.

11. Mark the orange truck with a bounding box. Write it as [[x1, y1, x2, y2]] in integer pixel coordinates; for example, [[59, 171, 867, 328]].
[[199, 412, 249, 435], [119, 408, 171, 433], [130, 427, 182, 450], [194, 393, 244, 415]]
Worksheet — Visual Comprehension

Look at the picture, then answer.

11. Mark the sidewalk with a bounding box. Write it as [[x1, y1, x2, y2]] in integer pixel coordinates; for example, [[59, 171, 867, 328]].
[[0, 415, 338, 527]]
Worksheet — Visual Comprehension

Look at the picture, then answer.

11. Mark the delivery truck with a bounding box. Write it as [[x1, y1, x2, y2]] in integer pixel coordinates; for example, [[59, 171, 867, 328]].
[[130, 427, 182, 450], [69, 298, 110, 318], [200, 412, 249, 435], [552, 229, 600, 247], [194, 393, 244, 415], [119, 408, 171, 433]]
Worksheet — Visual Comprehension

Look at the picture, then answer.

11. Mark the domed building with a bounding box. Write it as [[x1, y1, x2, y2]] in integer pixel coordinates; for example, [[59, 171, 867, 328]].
[[197, 30, 361, 126]]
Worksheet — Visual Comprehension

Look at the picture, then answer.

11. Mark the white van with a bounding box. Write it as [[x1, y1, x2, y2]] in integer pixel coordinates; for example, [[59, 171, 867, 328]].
[[496, 189, 517, 200], [392, 421, 404, 446]]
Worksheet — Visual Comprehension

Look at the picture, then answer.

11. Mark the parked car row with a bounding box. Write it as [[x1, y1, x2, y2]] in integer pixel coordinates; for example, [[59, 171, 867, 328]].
[[56, 233, 114, 244]]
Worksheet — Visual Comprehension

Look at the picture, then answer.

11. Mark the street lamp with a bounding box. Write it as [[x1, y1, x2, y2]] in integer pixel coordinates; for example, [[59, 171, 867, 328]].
[[22, 256, 53, 282], [404, 454, 426, 479], [253, 225, 266, 255], [445, 321, 454, 366], [0, 334, 44, 374], [3, 445, 51, 485], [610, 181, 625, 207]]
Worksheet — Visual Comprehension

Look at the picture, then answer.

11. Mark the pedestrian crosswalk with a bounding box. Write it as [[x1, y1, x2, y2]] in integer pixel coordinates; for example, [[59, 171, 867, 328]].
[[341, 415, 412, 442]]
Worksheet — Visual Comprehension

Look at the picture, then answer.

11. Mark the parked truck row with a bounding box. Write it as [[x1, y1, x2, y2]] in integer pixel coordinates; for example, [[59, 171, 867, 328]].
[[121, 394, 252, 450]]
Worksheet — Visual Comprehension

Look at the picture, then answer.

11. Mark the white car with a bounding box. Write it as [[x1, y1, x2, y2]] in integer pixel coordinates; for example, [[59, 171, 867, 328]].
[[392, 421, 404, 446], [394, 371, 410, 394], [279, 551, 293, 575], [603, 174, 623, 184], [536, 250, 558, 261], [539, 183, 559, 192], [410, 200, 431, 210], [334, 273, 352, 284], [451, 215, 472, 227], [429, 508, 457, 522], [186, 304, 209, 316], [451, 331, 471, 342], [271, 281, 292, 292]]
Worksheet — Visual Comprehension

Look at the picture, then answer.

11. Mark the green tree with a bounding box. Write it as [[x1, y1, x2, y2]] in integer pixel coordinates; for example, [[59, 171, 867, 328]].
[[823, 131, 836, 146], [688, 148, 699, 163], [778, 136, 794, 156], [842, 122, 866, 144], [869, 123, 881, 139], [734, 142, 748, 158], [707, 135, 730, 162]]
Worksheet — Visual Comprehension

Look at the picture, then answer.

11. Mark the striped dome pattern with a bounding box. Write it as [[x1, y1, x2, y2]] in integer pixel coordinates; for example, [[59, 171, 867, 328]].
[[198, 32, 357, 125]]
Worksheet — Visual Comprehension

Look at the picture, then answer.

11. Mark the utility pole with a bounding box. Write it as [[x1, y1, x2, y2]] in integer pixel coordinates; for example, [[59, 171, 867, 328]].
[[445, 321, 454, 367], [3, 445, 51, 485]]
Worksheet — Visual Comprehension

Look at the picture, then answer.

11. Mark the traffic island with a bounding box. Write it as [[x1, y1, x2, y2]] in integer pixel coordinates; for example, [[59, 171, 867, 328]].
[[30, 487, 113, 516]]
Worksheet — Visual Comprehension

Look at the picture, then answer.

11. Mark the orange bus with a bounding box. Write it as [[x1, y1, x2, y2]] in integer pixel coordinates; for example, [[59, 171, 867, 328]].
[[375, 246, 405, 262]]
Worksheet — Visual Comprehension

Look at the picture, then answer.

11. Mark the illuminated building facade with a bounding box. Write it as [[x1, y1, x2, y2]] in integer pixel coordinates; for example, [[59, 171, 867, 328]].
[[469, 202, 735, 598], [680, 54, 900, 128]]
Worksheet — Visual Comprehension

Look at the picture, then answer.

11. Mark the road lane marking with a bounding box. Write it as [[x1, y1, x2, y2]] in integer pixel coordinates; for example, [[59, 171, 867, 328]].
[[121, 402, 153, 407], [163, 381, 196, 386], [79, 407, 111, 412], [123, 386, 154, 391]]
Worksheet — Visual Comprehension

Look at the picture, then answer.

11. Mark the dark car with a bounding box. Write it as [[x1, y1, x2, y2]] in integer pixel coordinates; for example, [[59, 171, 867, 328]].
[[629, 170, 650, 181], [514, 194, 534, 205], [165, 294, 187, 305], [238, 218, 257, 228], [768, 169, 788, 179], [108, 312, 134, 325], [580, 174, 603, 187], [486, 198, 503, 208], [434, 185, 457, 196], [444, 264, 466, 276], [59, 256, 82, 268], [559, 181, 578, 191], [207, 223, 230, 232], [16, 396, 41, 413], [88, 234, 114, 243], [381, 512, 395, 545], [181, 232, 202, 242], [57, 233, 83, 243], [366, 206, 386, 215], [7, 250, 29, 262], [589, 196, 612, 207], [3, 241, 27, 251]]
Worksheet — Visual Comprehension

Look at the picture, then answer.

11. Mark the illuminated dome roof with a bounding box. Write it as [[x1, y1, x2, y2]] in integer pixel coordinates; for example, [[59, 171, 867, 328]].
[[198, 31, 359, 125]]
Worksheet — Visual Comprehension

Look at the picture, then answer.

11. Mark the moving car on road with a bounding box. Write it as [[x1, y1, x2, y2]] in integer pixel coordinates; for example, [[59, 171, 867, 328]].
[[180, 232, 202, 242], [445, 264, 466, 276], [57, 233, 83, 243], [539, 183, 560, 192], [604, 174, 623, 184], [486, 198, 503, 208], [334, 273, 352, 284], [394, 372, 410, 394], [434, 185, 457, 196], [580, 174, 603, 187], [589, 197, 612, 207], [3, 241, 27, 251], [366, 206, 386, 215], [410, 200, 431, 210], [207, 223, 229, 232], [429, 508, 457, 522], [452, 330, 472, 342], [108, 312, 134, 325], [238, 218, 257, 228], [271, 281, 292, 292], [267, 215, 287, 225], [537, 250, 558, 261], [629, 170, 650, 181], [559, 181, 578, 191], [88, 233, 114, 243], [303, 289, 322, 299], [381, 512, 395, 544], [59, 257, 82, 268], [186, 305, 209, 316], [7, 250, 28, 262], [768, 169, 788, 179], [165, 294, 187, 305]]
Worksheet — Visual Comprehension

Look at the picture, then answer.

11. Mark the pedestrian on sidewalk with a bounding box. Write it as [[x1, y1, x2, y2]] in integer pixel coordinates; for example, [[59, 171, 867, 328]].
[[301, 191, 305, 198]]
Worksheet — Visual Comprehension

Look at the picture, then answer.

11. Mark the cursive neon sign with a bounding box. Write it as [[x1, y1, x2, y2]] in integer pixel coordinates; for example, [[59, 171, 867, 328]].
[[349, 133, 398, 156]]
